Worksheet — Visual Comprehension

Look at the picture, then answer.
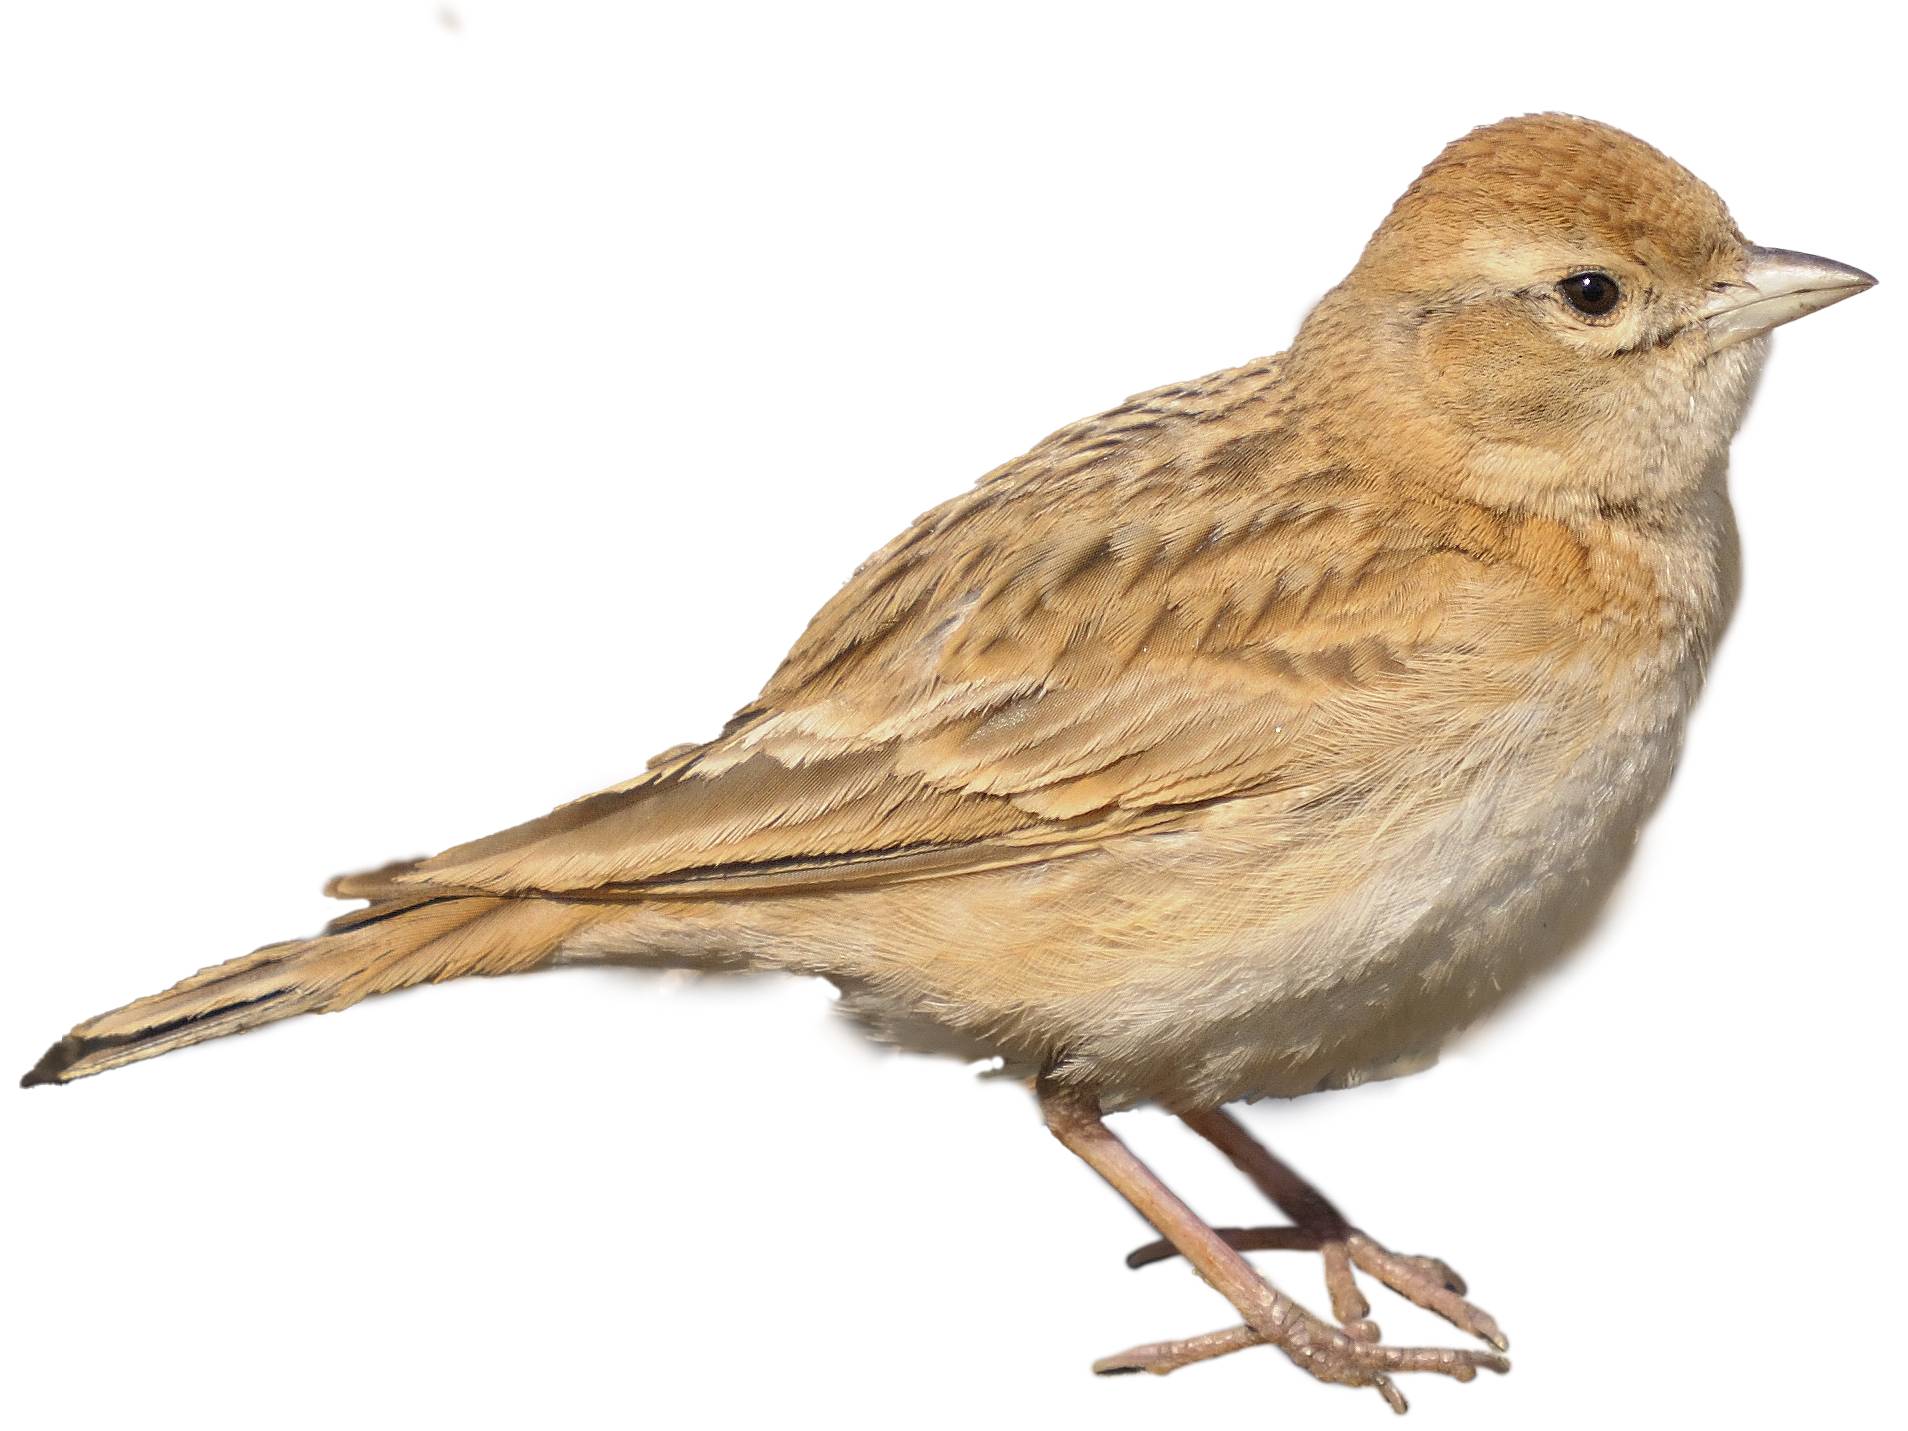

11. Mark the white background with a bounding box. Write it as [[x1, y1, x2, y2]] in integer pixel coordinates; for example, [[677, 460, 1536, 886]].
[[3, 4, 1900, 1426]]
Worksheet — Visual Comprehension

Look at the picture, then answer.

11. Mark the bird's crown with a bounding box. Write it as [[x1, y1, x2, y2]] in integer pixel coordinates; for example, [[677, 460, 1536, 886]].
[[1357, 113, 1745, 290]]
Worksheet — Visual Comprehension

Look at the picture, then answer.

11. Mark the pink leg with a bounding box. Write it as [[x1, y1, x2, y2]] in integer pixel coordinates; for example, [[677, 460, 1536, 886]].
[[1039, 1080, 1508, 1412], [1123, 1106, 1507, 1352]]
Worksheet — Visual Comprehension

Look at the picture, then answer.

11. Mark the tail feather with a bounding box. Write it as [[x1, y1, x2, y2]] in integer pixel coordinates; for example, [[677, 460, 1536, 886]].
[[23, 896, 607, 1087]]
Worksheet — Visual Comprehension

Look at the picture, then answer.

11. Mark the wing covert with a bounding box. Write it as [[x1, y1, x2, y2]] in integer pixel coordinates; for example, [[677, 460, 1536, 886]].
[[330, 358, 1566, 904]]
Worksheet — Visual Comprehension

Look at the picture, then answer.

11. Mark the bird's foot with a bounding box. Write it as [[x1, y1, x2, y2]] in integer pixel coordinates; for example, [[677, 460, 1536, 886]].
[[1125, 1226, 1506, 1352], [1094, 1298, 1508, 1413], [1039, 1086, 1505, 1412]]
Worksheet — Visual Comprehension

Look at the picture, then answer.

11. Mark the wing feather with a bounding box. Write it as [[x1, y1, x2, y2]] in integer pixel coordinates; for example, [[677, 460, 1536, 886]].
[[329, 357, 1584, 904]]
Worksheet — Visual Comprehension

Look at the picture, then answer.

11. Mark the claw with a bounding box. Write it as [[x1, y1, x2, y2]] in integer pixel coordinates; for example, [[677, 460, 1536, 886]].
[[1346, 1234, 1507, 1351], [1375, 1375, 1408, 1414]]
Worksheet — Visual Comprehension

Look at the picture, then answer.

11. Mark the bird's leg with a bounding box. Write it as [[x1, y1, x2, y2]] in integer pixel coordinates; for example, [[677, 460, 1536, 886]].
[[1038, 1078, 1507, 1412], [1122, 1106, 1506, 1352]]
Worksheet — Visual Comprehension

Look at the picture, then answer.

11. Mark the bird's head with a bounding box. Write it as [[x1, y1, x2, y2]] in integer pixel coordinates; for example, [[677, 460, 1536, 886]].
[[1295, 114, 1874, 516]]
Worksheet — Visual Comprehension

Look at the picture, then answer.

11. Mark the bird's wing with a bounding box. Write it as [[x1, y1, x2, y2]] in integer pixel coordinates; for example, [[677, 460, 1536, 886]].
[[332, 359, 1588, 903]]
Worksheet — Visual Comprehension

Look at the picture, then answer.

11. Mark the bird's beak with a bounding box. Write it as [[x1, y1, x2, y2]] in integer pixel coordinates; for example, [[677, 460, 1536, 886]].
[[1704, 246, 1877, 350]]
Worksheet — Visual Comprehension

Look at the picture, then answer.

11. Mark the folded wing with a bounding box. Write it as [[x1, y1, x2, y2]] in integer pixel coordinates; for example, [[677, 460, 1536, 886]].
[[331, 361, 1569, 904]]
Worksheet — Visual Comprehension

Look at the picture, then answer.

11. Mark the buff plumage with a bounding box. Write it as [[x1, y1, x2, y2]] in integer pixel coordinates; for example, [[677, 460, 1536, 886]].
[[24, 114, 1875, 1411]]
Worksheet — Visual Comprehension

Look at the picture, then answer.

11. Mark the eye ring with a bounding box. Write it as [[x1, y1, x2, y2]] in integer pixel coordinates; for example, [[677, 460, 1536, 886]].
[[1559, 271, 1621, 317]]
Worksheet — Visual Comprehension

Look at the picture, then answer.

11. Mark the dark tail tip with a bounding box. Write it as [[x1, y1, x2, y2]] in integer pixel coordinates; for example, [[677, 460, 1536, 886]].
[[21, 1036, 87, 1088]]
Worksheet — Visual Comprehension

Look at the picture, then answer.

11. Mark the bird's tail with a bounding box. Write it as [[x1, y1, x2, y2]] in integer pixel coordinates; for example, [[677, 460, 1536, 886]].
[[22, 895, 607, 1087]]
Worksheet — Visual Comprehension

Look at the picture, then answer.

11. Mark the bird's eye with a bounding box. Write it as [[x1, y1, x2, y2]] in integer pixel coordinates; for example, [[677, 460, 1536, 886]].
[[1559, 271, 1621, 317]]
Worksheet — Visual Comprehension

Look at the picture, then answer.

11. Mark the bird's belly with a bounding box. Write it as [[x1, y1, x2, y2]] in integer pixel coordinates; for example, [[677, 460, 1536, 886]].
[[582, 658, 1710, 1112], [1092, 685, 1700, 1108], [774, 690, 1698, 1111]]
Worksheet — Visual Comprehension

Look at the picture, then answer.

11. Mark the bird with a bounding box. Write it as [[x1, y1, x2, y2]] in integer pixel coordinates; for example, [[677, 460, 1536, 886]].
[[23, 114, 1875, 1412]]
